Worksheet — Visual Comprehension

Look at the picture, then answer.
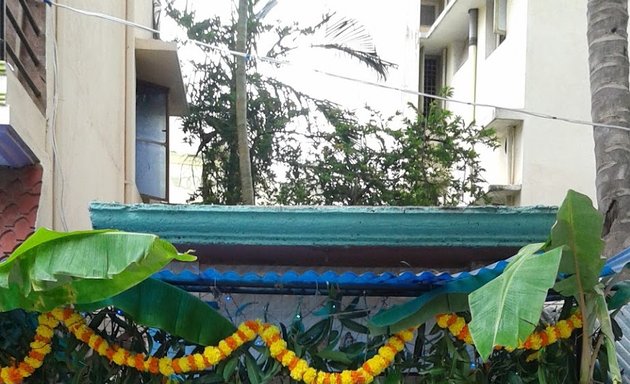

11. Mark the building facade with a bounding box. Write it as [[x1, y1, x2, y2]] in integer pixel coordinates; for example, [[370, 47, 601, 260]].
[[0, 0, 187, 256], [420, 0, 597, 206]]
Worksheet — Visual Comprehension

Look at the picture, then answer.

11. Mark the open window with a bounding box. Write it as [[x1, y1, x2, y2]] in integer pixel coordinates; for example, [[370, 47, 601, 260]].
[[134, 38, 187, 202], [136, 81, 169, 202], [486, 0, 507, 57]]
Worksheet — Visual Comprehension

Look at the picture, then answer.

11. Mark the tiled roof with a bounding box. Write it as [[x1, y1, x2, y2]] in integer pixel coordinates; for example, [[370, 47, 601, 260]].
[[0, 165, 42, 258]]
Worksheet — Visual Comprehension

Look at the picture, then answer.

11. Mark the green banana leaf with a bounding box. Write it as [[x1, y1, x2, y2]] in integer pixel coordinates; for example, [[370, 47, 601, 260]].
[[368, 272, 499, 335], [0, 228, 195, 312], [550, 190, 604, 295], [468, 244, 562, 359], [78, 278, 236, 346]]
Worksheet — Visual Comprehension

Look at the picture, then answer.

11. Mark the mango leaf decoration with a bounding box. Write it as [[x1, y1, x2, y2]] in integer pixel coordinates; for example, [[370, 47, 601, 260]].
[[0, 228, 195, 312], [468, 243, 562, 359], [550, 189, 605, 296], [78, 278, 235, 346]]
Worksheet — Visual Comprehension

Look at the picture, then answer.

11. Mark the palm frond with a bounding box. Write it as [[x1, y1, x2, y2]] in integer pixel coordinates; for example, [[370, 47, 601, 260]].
[[311, 14, 397, 80]]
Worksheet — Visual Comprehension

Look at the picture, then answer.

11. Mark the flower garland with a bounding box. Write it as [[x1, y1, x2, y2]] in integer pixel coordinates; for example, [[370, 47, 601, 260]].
[[49, 308, 415, 384], [0, 313, 59, 384], [0, 308, 585, 384], [435, 312, 583, 351]]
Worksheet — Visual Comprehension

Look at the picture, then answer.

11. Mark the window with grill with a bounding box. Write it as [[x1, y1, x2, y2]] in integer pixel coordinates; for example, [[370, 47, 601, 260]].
[[1, 0, 46, 113], [423, 56, 440, 113]]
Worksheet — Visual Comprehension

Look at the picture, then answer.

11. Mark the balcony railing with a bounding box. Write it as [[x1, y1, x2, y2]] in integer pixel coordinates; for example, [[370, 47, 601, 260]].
[[1, 0, 46, 113]]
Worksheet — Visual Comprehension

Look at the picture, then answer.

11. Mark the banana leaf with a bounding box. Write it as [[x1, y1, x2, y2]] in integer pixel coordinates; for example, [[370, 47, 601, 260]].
[[550, 189, 605, 295], [78, 278, 236, 346], [368, 272, 499, 335], [0, 228, 195, 312], [468, 244, 562, 359]]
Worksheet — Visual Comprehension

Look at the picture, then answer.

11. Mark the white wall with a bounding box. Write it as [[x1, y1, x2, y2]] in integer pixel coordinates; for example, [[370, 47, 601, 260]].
[[441, 0, 597, 206], [520, 0, 596, 205]]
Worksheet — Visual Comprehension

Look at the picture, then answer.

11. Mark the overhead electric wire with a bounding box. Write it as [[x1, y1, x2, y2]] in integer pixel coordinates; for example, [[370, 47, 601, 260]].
[[44, 0, 630, 134]]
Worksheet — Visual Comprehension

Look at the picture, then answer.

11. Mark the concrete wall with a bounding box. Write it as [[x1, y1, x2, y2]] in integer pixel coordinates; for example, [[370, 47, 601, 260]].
[[520, 0, 596, 205], [6, 0, 154, 230], [438, 0, 597, 206]]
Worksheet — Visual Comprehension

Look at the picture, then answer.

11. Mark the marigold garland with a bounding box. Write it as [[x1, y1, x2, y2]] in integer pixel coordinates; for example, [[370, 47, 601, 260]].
[[0, 308, 585, 384], [435, 312, 583, 351], [0, 313, 58, 384]]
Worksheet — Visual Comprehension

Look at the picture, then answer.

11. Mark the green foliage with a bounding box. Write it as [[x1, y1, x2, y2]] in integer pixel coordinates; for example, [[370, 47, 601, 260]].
[[468, 244, 562, 359], [550, 190, 605, 296], [368, 272, 499, 335], [0, 228, 194, 312], [277, 97, 498, 206], [78, 278, 235, 346], [167, 1, 497, 206]]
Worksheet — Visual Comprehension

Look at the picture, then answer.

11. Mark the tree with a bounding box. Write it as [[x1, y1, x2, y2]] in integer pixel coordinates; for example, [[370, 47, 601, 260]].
[[277, 93, 497, 206], [587, 0, 630, 257], [166, 0, 393, 204], [167, 2, 496, 206]]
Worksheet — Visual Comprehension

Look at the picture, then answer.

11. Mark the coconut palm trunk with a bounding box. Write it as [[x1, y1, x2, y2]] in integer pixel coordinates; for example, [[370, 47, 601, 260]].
[[587, 0, 630, 258], [236, 0, 255, 204]]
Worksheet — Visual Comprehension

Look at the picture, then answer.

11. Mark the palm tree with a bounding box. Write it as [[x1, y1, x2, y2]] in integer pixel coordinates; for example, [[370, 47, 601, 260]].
[[587, 0, 630, 258]]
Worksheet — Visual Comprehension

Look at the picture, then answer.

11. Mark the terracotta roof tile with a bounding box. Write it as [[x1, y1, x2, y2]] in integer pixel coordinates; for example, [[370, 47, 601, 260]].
[[0, 165, 42, 258]]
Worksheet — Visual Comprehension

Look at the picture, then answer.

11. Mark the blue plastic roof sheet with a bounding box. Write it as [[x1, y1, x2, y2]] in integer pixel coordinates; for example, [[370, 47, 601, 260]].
[[155, 247, 630, 296]]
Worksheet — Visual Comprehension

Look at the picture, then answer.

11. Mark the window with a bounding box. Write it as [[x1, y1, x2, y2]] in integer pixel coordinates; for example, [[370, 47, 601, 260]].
[[421, 4, 438, 27], [486, 0, 507, 57], [136, 82, 169, 201], [2, 0, 46, 112], [422, 55, 442, 113]]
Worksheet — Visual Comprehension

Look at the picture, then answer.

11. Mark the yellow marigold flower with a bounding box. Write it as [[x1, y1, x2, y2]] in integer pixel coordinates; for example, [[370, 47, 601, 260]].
[[378, 346, 396, 363], [436, 314, 452, 328], [281, 350, 296, 367], [387, 337, 404, 351], [24, 357, 43, 369], [464, 333, 474, 345], [203, 346, 223, 365], [528, 334, 543, 350], [366, 354, 387, 376], [238, 322, 257, 340], [316, 371, 328, 384], [178, 357, 191, 373], [30, 340, 48, 350], [557, 321, 572, 339], [218, 340, 233, 356], [398, 329, 415, 342], [66, 313, 84, 327], [341, 371, 353, 384], [97, 340, 110, 356], [261, 325, 280, 342], [269, 339, 287, 357], [545, 326, 558, 344], [571, 314, 583, 329], [358, 368, 374, 384], [38, 313, 59, 328], [449, 317, 466, 336], [159, 357, 175, 376], [302, 367, 317, 384], [112, 349, 127, 366], [193, 353, 206, 370], [36, 325, 54, 339], [290, 359, 309, 381]]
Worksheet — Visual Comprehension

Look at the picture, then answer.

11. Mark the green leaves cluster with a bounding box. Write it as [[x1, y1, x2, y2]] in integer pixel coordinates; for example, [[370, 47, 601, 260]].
[[167, 1, 497, 206]]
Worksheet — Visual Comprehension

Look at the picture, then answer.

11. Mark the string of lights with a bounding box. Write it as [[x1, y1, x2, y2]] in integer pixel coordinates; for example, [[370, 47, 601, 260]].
[[43, 0, 630, 134]]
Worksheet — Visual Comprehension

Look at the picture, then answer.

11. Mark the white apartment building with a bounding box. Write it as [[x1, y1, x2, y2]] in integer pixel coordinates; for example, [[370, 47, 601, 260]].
[[420, 0, 596, 206]]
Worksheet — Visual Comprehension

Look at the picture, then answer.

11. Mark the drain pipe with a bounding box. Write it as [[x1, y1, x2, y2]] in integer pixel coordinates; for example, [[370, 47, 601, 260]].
[[468, 8, 479, 121]]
